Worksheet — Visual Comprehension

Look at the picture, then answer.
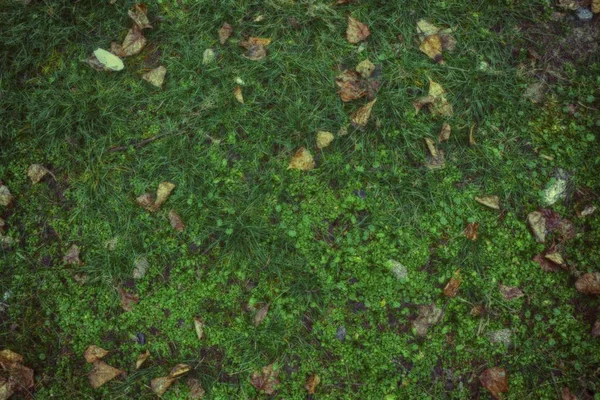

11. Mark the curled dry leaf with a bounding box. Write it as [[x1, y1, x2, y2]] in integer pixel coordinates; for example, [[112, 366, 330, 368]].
[[305, 373, 320, 394], [288, 148, 315, 171], [499, 284, 524, 301], [439, 122, 451, 142], [143, 66, 167, 88], [84, 345, 109, 363], [479, 367, 508, 399], [346, 16, 370, 44], [316, 131, 335, 149], [135, 350, 150, 369], [0, 185, 14, 207], [128, 3, 152, 30], [111, 26, 146, 57], [119, 287, 140, 312], [133, 256, 149, 280], [351, 98, 377, 128], [63, 244, 82, 266], [168, 210, 185, 232], [475, 195, 500, 210], [575, 272, 600, 294], [194, 316, 205, 340], [412, 304, 443, 336], [187, 378, 206, 399], [27, 164, 51, 184], [234, 86, 244, 104], [355, 59, 375, 78], [443, 270, 461, 297], [336, 70, 366, 102], [169, 364, 191, 378], [250, 363, 280, 395], [240, 37, 271, 61], [218, 22, 233, 44], [151, 376, 175, 396], [527, 211, 546, 243], [89, 360, 123, 389], [464, 222, 479, 241], [254, 303, 270, 327]]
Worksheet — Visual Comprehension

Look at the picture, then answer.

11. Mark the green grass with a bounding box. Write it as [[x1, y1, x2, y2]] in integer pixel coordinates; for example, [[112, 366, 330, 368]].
[[1, 0, 600, 398]]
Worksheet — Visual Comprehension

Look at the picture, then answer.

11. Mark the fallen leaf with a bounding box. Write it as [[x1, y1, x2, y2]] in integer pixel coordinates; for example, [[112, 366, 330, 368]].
[[92, 48, 124, 72], [27, 164, 50, 184], [194, 316, 205, 340], [575, 273, 600, 294], [254, 303, 270, 327], [346, 16, 370, 43], [416, 19, 441, 39], [0, 376, 14, 400], [112, 26, 146, 57], [133, 256, 149, 279], [443, 270, 461, 297], [187, 378, 206, 399], [154, 181, 175, 210], [63, 244, 82, 266], [416, 20, 456, 60], [0, 350, 34, 397], [168, 210, 185, 232], [240, 37, 271, 61], [150, 376, 175, 396], [288, 148, 315, 171], [84, 345, 109, 363], [470, 305, 485, 317], [250, 363, 280, 395], [119, 287, 140, 312], [592, 321, 600, 337], [469, 124, 477, 145], [0, 185, 13, 206], [355, 59, 375, 78], [556, 219, 575, 242], [419, 34, 443, 63], [593, 0, 600, 13], [202, 48, 216, 64], [475, 196, 500, 210], [218, 22, 233, 44], [576, 204, 596, 218], [336, 70, 366, 102], [464, 222, 479, 241], [499, 284, 524, 301], [89, 360, 123, 389], [169, 363, 191, 378], [135, 350, 150, 369], [543, 169, 569, 206], [424, 137, 445, 169], [523, 82, 546, 104], [305, 373, 320, 394], [527, 211, 546, 243], [128, 3, 152, 30], [0, 350, 23, 365], [351, 98, 377, 128], [316, 131, 335, 149], [234, 86, 244, 103], [412, 304, 443, 336], [414, 79, 453, 117], [439, 123, 451, 142], [142, 66, 167, 88], [479, 367, 508, 399], [533, 247, 565, 272]]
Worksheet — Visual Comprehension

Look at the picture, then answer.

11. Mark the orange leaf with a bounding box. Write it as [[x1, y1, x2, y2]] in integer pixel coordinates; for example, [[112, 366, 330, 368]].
[[479, 367, 508, 399]]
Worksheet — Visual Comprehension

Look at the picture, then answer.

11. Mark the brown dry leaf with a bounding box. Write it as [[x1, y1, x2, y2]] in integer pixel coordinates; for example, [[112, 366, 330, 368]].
[[240, 37, 271, 61], [336, 70, 366, 102], [413, 304, 443, 336], [475, 196, 500, 210], [250, 363, 280, 395], [351, 98, 377, 128], [0, 185, 13, 207], [119, 287, 140, 312], [218, 22, 233, 44], [575, 272, 600, 294], [128, 3, 152, 30], [305, 373, 320, 395], [136, 193, 155, 211], [346, 16, 370, 43], [187, 378, 206, 399], [470, 305, 485, 317], [194, 316, 205, 340], [89, 360, 123, 389], [592, 321, 600, 338], [561, 387, 578, 400], [1, 362, 33, 396], [443, 270, 461, 297], [150, 376, 175, 396], [142, 66, 167, 88], [419, 34, 443, 63], [439, 122, 451, 142], [155, 181, 175, 209], [499, 284, 524, 301], [414, 80, 453, 117], [593, 0, 600, 13], [288, 148, 315, 171], [27, 164, 51, 184], [63, 244, 83, 266], [112, 26, 146, 57], [469, 124, 477, 145], [234, 86, 244, 104], [527, 211, 546, 243], [533, 249, 565, 272], [135, 350, 150, 369], [355, 59, 375, 78], [0, 350, 23, 365], [424, 137, 445, 169], [413, 95, 435, 113], [0, 376, 14, 400], [479, 367, 508, 399], [465, 222, 479, 241], [556, 219, 575, 242], [316, 131, 335, 149], [84, 345, 109, 363], [254, 304, 270, 327], [168, 210, 185, 232]]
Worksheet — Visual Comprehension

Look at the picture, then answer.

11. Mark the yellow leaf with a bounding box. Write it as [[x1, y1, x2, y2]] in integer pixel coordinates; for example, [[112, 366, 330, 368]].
[[316, 131, 335, 149], [83, 345, 109, 363], [93, 48, 124, 71], [135, 350, 150, 370], [89, 361, 123, 389], [351, 99, 377, 128], [438, 122, 451, 142], [154, 181, 175, 209], [169, 363, 191, 378], [234, 86, 244, 103], [469, 124, 476, 145], [142, 66, 167, 88], [474, 196, 500, 210], [416, 19, 441, 39], [288, 148, 315, 171], [151, 376, 175, 396], [27, 164, 50, 184], [305, 374, 321, 395], [355, 59, 375, 78], [419, 34, 443, 63], [194, 316, 205, 340], [346, 16, 370, 43], [593, 0, 600, 13]]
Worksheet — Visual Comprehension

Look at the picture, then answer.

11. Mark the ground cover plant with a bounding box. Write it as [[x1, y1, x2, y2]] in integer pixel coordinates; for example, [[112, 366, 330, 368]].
[[1, 0, 600, 398]]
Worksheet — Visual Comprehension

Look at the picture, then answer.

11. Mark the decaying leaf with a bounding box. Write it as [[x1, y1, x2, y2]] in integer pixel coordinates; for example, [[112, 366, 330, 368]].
[[142, 66, 167, 88], [128, 3, 152, 30], [119, 287, 140, 312], [464, 222, 479, 241], [416, 19, 442, 40], [416, 20, 456, 62], [443, 270, 461, 297], [470, 304, 485, 317], [424, 137, 445, 169], [240, 37, 271, 61], [316, 131, 335, 149], [305, 373, 320, 395], [84, 345, 109, 363], [413, 79, 453, 117], [355, 59, 375, 78], [187, 378, 206, 399], [254, 303, 270, 327], [154, 181, 176, 209], [219, 22, 233, 44], [0, 362, 33, 398], [136, 193, 155, 211], [288, 148, 315, 171], [135, 350, 150, 369], [194, 316, 205, 340], [533, 245, 565, 272], [419, 34, 443, 63], [233, 86, 244, 104], [111, 26, 146, 57], [556, 218, 575, 242], [0, 185, 14, 207], [27, 164, 51, 184], [479, 367, 508, 399], [250, 363, 280, 395], [63, 244, 82, 266], [439, 122, 451, 142], [202, 48, 216, 64], [346, 16, 370, 44], [576, 204, 596, 218], [92, 48, 124, 72], [351, 98, 377, 128], [475, 196, 500, 210], [523, 82, 546, 104], [543, 169, 569, 206], [336, 70, 366, 102], [133, 256, 149, 279], [575, 272, 600, 294], [168, 210, 185, 232], [169, 363, 191, 378], [89, 360, 123, 389], [499, 284, 524, 301], [0, 350, 23, 365], [527, 211, 546, 243], [0, 376, 14, 400], [412, 303, 443, 336], [593, 0, 600, 13], [150, 376, 175, 396]]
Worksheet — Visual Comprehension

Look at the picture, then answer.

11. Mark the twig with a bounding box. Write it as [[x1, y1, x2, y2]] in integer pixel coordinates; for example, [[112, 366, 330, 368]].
[[107, 133, 169, 153]]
